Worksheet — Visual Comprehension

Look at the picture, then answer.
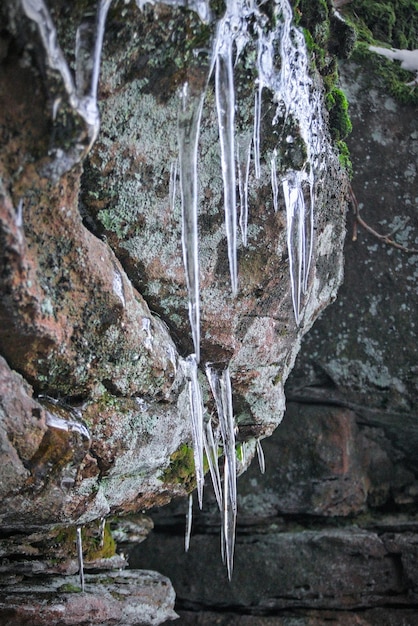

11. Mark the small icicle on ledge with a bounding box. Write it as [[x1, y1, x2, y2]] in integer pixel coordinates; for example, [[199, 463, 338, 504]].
[[0, 0, 348, 588]]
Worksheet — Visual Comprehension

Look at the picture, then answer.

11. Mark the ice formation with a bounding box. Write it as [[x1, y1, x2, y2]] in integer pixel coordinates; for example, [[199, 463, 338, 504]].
[[178, 84, 206, 362], [174, 0, 331, 576], [21, 0, 112, 149], [256, 438, 266, 475], [76, 527, 85, 592], [22, 0, 332, 579], [206, 365, 237, 579], [181, 355, 205, 509]]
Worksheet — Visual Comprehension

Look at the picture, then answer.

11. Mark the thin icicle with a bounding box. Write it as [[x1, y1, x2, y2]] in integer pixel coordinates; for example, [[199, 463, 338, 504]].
[[178, 83, 205, 362], [253, 86, 262, 180], [223, 455, 236, 580], [271, 151, 279, 213], [205, 364, 237, 578], [215, 34, 238, 295], [76, 526, 85, 592], [282, 174, 305, 325], [219, 368, 237, 512], [205, 365, 237, 513], [99, 517, 106, 549], [203, 418, 223, 511], [237, 134, 252, 247], [303, 171, 315, 293], [256, 438, 265, 474], [90, 0, 113, 103], [182, 355, 205, 508], [185, 493, 193, 552], [169, 160, 178, 212]]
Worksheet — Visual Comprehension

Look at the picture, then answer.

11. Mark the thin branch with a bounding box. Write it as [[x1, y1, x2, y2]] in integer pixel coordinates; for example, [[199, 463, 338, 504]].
[[349, 185, 418, 254]]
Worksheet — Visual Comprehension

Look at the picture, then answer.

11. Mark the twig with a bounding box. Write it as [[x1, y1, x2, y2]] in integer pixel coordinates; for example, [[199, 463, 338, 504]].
[[349, 185, 418, 253]]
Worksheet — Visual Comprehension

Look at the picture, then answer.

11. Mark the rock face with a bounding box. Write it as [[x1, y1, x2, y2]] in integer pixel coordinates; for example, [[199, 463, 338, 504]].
[[0, 0, 348, 531], [0, 1, 351, 623], [129, 19, 418, 625], [0, 570, 178, 626]]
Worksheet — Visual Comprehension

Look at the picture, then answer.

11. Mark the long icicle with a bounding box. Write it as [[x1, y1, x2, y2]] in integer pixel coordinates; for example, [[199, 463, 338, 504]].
[[283, 174, 305, 325], [206, 364, 237, 578], [185, 493, 193, 552], [183, 355, 205, 508], [178, 84, 205, 362], [76, 526, 85, 592], [215, 29, 238, 295], [256, 438, 266, 474], [237, 134, 252, 247], [203, 418, 223, 511], [271, 150, 279, 213]]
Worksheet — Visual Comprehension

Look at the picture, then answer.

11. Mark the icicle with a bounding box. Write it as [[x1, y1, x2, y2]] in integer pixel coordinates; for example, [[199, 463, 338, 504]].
[[237, 134, 252, 247], [239, 441, 246, 465], [45, 410, 91, 440], [169, 160, 178, 212], [282, 174, 305, 325], [253, 86, 262, 180], [182, 355, 205, 508], [205, 364, 237, 578], [203, 418, 223, 511], [15, 199, 24, 229], [141, 317, 153, 351], [271, 151, 279, 213], [76, 526, 85, 592], [303, 171, 315, 293], [185, 493, 193, 552], [99, 517, 106, 549], [178, 83, 205, 362], [90, 0, 112, 103], [22, 0, 111, 147], [222, 455, 236, 580], [256, 438, 265, 474], [215, 33, 238, 295], [21, 0, 77, 109]]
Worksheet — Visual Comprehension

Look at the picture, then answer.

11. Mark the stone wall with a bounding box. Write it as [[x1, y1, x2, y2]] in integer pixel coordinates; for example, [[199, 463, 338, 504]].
[[129, 48, 418, 626]]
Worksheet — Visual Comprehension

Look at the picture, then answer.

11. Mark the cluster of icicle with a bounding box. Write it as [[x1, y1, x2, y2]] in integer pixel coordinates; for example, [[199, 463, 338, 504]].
[[171, 0, 331, 578], [21, 0, 331, 580]]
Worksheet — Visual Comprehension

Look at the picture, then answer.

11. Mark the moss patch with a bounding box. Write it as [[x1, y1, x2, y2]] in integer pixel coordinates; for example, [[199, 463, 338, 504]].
[[160, 444, 198, 492], [326, 87, 352, 141], [161, 443, 212, 493], [294, 0, 354, 169], [53, 520, 116, 562], [340, 0, 418, 105]]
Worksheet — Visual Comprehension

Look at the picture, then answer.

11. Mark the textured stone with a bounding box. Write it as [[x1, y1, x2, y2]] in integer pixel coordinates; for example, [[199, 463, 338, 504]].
[[130, 527, 409, 610], [0, 0, 348, 529], [0, 570, 177, 626], [129, 37, 418, 622]]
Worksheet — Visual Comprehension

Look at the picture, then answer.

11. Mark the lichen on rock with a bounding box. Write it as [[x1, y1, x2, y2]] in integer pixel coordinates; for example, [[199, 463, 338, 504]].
[[0, 0, 348, 548]]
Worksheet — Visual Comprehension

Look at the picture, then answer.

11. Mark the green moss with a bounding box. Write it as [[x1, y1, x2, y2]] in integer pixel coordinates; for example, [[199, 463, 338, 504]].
[[326, 87, 352, 141], [340, 0, 418, 105], [83, 522, 116, 561], [347, 0, 418, 49], [161, 443, 212, 492], [160, 444, 198, 492], [353, 42, 418, 105], [336, 140, 353, 178], [294, 0, 354, 169], [54, 520, 116, 562]]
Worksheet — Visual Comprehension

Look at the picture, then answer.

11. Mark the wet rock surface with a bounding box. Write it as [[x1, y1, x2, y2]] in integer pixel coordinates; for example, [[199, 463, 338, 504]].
[[0, 0, 347, 532], [128, 44, 418, 626]]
